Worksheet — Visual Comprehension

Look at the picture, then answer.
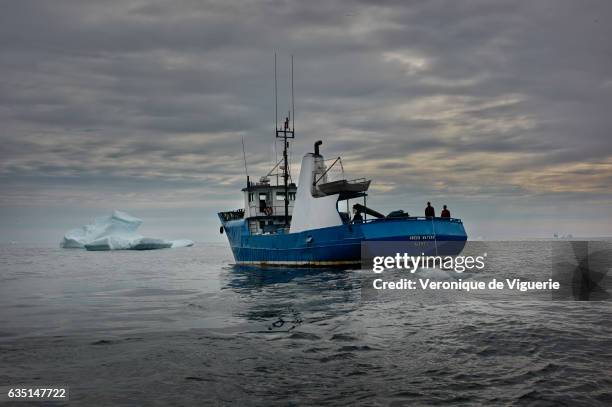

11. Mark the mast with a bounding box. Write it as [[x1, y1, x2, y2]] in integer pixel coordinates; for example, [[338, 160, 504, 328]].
[[275, 55, 295, 227]]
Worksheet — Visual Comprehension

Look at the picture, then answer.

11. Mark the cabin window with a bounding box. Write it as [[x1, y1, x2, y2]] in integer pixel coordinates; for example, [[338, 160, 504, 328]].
[[259, 221, 265, 229], [277, 192, 295, 201], [248, 192, 255, 203], [259, 193, 268, 201]]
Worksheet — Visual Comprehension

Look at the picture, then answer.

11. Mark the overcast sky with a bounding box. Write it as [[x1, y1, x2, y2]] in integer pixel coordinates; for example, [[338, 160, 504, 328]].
[[1, 0, 611, 244]]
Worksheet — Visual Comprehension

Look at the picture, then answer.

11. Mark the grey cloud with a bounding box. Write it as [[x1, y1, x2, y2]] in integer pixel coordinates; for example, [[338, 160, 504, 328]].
[[1, 0, 611, 241]]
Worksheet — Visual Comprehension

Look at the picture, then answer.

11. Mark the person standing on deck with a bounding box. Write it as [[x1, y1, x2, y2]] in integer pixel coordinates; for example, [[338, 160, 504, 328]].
[[352, 207, 363, 223], [425, 202, 435, 218], [441, 205, 451, 218]]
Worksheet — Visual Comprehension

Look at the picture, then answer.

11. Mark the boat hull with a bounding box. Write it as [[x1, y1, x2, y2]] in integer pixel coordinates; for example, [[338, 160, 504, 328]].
[[220, 217, 467, 267]]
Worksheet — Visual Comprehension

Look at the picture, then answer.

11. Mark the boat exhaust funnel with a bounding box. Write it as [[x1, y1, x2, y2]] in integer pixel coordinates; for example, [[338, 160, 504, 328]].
[[314, 140, 322, 156]]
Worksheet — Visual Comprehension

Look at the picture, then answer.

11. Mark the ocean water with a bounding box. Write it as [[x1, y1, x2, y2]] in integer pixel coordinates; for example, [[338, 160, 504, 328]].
[[0, 242, 611, 406]]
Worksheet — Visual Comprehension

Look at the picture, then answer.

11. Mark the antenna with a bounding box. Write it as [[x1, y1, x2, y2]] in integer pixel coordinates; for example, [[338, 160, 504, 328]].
[[241, 135, 249, 186], [274, 53, 279, 185], [291, 55, 294, 133], [275, 55, 295, 227], [274, 53, 278, 131]]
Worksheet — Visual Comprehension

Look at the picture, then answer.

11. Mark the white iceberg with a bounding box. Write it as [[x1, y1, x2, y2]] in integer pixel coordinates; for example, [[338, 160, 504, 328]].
[[60, 210, 194, 251], [169, 239, 196, 248]]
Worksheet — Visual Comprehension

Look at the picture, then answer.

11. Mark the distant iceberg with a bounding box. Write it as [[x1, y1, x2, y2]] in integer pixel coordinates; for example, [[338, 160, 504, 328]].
[[60, 210, 194, 251]]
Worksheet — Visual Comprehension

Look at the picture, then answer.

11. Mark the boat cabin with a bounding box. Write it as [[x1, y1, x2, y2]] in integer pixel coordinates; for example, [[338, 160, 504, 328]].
[[241, 176, 297, 235]]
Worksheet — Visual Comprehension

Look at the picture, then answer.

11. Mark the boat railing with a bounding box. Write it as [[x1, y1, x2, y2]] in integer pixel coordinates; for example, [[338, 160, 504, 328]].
[[219, 209, 245, 222], [355, 216, 463, 224]]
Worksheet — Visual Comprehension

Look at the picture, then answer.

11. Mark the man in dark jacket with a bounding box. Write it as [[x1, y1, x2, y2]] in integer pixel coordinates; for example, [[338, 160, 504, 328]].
[[441, 205, 451, 218], [425, 202, 435, 218]]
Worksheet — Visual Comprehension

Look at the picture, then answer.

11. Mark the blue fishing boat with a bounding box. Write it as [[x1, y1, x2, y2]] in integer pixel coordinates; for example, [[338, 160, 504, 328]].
[[219, 136, 467, 267], [218, 60, 467, 267]]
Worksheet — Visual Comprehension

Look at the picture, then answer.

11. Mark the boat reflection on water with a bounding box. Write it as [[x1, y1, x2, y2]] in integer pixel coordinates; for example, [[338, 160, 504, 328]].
[[220, 265, 363, 331], [223, 265, 356, 290]]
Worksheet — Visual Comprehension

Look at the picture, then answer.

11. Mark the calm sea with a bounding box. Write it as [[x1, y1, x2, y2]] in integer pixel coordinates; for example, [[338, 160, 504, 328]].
[[0, 242, 611, 405]]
